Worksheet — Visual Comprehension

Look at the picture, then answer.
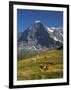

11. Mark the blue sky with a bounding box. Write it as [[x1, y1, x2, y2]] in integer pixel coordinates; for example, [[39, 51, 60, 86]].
[[17, 9, 63, 32]]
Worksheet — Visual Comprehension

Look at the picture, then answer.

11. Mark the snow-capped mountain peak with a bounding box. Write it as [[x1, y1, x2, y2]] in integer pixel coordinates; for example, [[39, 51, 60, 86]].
[[18, 20, 63, 49], [17, 21, 63, 59]]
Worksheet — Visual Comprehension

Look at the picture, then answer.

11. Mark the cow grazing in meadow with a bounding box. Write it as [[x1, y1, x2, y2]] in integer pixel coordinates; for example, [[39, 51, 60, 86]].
[[40, 64, 48, 71]]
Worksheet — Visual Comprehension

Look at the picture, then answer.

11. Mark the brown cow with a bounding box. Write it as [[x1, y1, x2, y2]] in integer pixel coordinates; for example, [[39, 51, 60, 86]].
[[40, 64, 48, 71]]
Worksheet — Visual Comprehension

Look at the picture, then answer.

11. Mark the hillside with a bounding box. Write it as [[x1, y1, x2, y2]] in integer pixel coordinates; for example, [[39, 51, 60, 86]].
[[17, 49, 63, 80]]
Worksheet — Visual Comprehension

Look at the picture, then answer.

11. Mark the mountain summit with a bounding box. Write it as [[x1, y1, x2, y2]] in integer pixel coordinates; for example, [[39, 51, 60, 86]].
[[17, 20, 63, 59], [18, 20, 62, 49]]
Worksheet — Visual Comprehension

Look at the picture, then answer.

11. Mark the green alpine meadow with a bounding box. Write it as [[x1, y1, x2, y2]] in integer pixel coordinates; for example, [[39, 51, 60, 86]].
[[17, 49, 63, 80]]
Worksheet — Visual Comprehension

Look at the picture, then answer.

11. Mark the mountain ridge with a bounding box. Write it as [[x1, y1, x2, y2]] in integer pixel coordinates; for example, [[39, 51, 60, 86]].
[[18, 21, 63, 48], [17, 21, 63, 60]]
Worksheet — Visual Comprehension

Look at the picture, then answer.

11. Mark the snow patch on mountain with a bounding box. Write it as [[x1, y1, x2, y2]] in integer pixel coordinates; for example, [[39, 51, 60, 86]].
[[35, 20, 41, 23], [53, 37, 58, 41], [47, 27, 54, 32]]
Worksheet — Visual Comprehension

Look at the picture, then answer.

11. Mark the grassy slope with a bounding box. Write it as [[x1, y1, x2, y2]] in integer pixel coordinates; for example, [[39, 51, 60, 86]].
[[17, 49, 63, 80]]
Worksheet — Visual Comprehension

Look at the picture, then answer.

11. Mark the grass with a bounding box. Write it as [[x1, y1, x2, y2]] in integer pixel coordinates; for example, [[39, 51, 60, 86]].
[[17, 49, 63, 80]]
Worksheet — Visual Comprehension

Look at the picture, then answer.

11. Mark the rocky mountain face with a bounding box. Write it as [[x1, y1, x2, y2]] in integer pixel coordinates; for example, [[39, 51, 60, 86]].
[[17, 21, 63, 60]]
